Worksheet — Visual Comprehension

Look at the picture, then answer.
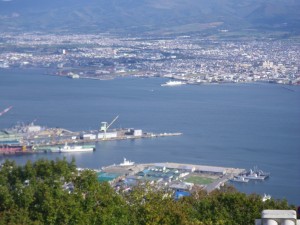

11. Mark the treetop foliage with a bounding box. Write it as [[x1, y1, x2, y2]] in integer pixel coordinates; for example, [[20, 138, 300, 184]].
[[0, 158, 295, 225]]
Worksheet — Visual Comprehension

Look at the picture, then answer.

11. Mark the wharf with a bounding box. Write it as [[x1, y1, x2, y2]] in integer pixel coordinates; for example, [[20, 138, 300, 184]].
[[36, 132, 182, 149], [1, 131, 182, 154], [99, 161, 245, 193], [0, 119, 182, 155]]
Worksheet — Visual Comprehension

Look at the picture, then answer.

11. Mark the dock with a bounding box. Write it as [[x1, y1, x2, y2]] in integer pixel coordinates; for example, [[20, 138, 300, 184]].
[[0, 126, 182, 154], [98, 161, 245, 193], [0, 117, 183, 155], [33, 131, 182, 150]]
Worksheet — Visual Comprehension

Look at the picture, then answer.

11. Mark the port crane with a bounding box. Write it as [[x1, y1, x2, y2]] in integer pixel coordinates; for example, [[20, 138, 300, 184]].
[[0, 106, 13, 117], [100, 115, 119, 139]]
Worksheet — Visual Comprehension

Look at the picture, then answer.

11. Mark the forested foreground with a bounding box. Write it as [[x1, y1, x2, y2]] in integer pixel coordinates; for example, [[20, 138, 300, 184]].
[[0, 159, 295, 225]]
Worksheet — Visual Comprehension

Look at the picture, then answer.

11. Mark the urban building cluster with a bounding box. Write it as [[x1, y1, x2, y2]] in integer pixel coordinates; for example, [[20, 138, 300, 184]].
[[0, 32, 299, 85]]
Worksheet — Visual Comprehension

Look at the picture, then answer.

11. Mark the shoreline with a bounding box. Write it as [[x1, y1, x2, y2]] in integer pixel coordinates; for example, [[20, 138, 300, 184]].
[[1, 67, 299, 86]]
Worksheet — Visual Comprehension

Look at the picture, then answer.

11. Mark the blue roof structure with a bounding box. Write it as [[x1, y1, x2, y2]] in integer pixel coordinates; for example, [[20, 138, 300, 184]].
[[175, 190, 191, 200]]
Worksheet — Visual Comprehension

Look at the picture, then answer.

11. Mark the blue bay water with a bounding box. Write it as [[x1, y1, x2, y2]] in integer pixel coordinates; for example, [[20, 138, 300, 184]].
[[0, 70, 299, 204]]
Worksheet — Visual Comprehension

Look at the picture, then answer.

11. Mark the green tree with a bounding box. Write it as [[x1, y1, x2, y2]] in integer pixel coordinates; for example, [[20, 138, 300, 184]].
[[0, 159, 296, 225]]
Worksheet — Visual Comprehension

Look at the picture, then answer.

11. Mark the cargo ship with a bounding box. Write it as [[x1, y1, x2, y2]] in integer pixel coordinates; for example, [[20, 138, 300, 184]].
[[0, 144, 34, 155]]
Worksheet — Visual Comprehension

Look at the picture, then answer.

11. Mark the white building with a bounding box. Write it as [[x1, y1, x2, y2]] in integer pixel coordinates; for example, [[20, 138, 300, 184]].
[[133, 129, 142, 137], [255, 210, 300, 225], [97, 132, 117, 139]]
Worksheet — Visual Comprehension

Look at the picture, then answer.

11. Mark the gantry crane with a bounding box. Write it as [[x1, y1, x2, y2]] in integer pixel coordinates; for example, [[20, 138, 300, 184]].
[[100, 115, 119, 139], [0, 106, 13, 116]]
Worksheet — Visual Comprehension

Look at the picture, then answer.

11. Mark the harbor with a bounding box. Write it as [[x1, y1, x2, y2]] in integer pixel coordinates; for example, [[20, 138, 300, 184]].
[[1, 71, 299, 205], [0, 118, 182, 155], [97, 159, 246, 194], [93, 160, 272, 198]]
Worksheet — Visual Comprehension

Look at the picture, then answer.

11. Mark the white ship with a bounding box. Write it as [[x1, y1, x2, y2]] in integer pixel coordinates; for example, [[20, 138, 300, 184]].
[[262, 194, 271, 202], [59, 143, 95, 153], [161, 80, 186, 86], [120, 158, 134, 166], [230, 176, 249, 183], [244, 169, 266, 180]]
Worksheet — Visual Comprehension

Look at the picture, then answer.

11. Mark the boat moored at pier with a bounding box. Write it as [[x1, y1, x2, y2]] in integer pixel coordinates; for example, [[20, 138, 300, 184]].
[[161, 80, 186, 86], [58, 143, 95, 153], [0, 144, 34, 154], [230, 176, 249, 183], [119, 158, 135, 166], [243, 167, 270, 180]]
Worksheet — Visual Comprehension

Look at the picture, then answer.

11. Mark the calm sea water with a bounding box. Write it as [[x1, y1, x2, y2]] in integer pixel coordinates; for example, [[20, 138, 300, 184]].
[[1, 70, 299, 204]]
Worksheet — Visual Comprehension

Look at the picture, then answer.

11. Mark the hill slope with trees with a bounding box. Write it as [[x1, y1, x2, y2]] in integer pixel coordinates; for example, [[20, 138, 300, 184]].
[[0, 158, 295, 225]]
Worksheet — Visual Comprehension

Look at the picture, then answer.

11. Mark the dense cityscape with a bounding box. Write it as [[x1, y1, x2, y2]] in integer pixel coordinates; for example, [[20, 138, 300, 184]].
[[1, 0, 300, 223], [0, 32, 299, 85]]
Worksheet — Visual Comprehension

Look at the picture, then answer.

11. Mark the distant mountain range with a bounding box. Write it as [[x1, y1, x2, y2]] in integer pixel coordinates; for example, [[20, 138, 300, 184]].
[[0, 0, 299, 35]]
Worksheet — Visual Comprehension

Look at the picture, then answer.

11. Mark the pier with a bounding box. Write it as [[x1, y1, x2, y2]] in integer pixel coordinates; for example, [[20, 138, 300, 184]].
[[98, 161, 245, 193], [32, 131, 182, 150], [0, 124, 182, 155]]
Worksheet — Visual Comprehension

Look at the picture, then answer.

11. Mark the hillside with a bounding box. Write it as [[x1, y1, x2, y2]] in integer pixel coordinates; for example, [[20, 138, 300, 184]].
[[0, 0, 299, 35], [0, 159, 295, 225]]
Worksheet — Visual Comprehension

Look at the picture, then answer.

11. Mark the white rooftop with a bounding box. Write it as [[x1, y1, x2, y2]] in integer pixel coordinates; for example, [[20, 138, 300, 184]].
[[262, 210, 296, 219]]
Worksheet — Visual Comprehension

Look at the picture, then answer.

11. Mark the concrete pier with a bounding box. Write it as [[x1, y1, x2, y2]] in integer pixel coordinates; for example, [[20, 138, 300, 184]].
[[1, 126, 182, 154], [99, 161, 245, 193]]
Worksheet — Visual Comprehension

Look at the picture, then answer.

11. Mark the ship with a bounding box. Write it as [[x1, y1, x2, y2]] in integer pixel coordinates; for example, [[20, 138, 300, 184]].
[[119, 158, 135, 166], [262, 194, 271, 202], [58, 143, 95, 153], [161, 80, 186, 86], [253, 166, 270, 178], [230, 175, 249, 183], [0, 144, 34, 155], [244, 169, 267, 180], [240, 167, 270, 180]]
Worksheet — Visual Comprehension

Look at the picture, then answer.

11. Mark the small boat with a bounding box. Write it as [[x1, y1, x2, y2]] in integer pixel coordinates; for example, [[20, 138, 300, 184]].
[[59, 143, 95, 153], [161, 80, 186, 86], [230, 175, 249, 183], [120, 158, 134, 166], [262, 194, 271, 202]]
